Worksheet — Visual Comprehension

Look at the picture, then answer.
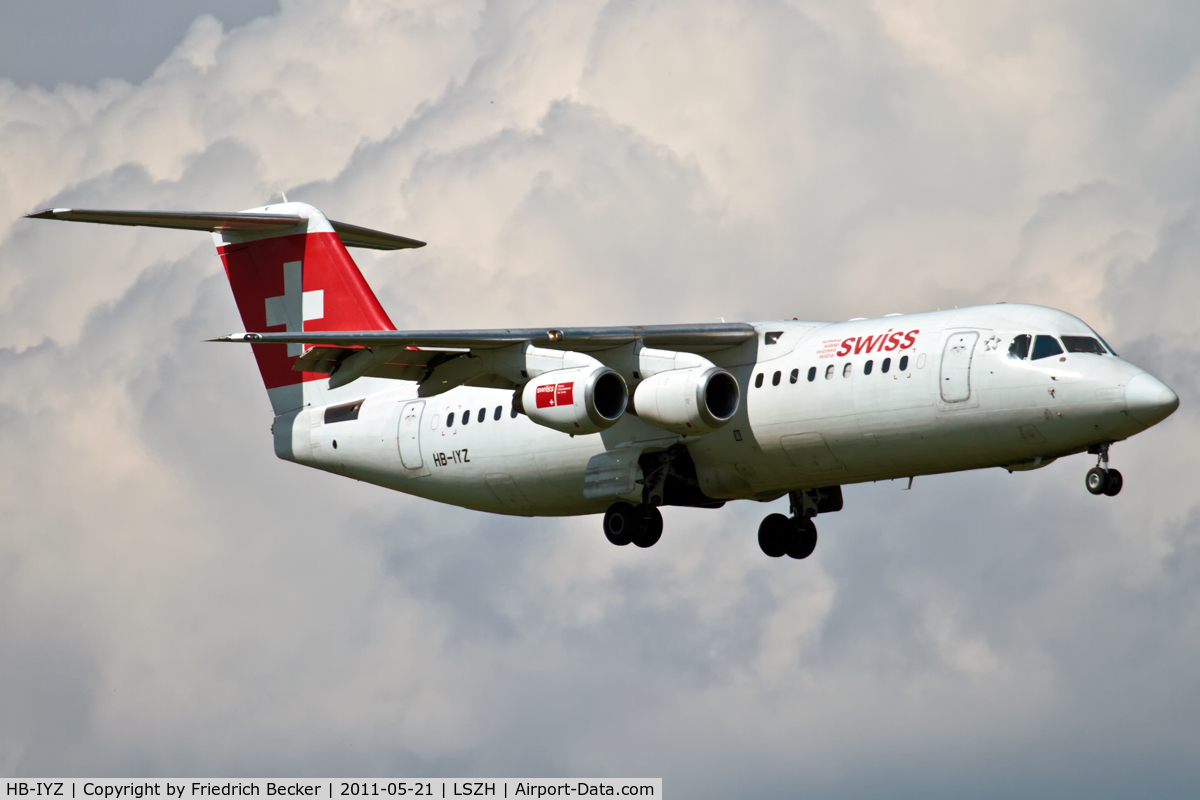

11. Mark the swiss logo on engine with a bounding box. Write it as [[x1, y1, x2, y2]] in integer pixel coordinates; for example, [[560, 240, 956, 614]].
[[536, 382, 575, 408]]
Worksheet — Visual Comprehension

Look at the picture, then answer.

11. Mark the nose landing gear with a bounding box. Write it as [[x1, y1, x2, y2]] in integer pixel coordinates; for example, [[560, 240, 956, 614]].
[[1085, 442, 1123, 497]]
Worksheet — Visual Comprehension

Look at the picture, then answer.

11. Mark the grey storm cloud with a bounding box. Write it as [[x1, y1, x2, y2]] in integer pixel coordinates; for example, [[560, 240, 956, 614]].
[[2, 0, 1200, 796]]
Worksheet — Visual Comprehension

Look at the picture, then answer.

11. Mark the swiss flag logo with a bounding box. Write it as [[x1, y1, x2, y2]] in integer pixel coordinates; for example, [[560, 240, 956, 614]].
[[218, 231, 394, 390], [264, 260, 324, 357], [218, 230, 396, 388]]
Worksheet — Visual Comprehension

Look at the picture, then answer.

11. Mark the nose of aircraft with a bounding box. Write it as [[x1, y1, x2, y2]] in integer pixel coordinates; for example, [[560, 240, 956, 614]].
[[1125, 372, 1180, 427]]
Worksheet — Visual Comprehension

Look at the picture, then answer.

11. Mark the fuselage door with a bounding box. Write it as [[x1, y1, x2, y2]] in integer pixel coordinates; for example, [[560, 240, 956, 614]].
[[940, 332, 979, 403], [397, 400, 425, 469]]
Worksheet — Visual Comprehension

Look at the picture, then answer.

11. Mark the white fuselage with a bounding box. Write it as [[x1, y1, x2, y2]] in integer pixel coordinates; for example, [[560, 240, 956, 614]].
[[272, 304, 1172, 516]]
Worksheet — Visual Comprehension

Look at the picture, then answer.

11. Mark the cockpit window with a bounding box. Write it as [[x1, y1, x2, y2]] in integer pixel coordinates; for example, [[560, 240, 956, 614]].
[[1008, 334, 1031, 360], [1061, 336, 1107, 355], [1031, 335, 1064, 360]]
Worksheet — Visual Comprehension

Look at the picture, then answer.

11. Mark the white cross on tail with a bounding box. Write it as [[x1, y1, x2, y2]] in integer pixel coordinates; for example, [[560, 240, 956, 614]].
[[264, 260, 324, 356]]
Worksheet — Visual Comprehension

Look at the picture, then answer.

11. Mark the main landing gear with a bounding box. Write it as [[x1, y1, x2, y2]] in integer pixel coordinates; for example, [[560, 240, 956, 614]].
[[600, 445, 726, 550], [603, 501, 664, 548], [758, 513, 817, 559], [1085, 442, 1123, 497], [758, 487, 843, 560]]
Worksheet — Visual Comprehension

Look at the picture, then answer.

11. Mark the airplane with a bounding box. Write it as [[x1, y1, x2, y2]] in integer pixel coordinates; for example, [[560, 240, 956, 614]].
[[26, 202, 1180, 560]]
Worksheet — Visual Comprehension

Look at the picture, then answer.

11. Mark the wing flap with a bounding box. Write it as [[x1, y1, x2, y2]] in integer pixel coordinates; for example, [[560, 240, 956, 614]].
[[291, 344, 470, 386], [292, 345, 360, 374]]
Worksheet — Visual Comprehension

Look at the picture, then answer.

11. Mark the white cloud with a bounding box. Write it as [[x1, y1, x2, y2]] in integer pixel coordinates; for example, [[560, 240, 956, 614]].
[[2, 0, 1199, 794]]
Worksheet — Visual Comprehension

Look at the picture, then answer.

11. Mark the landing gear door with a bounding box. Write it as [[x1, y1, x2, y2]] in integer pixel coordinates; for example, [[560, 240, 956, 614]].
[[397, 400, 428, 474], [583, 448, 645, 502], [940, 331, 980, 404]]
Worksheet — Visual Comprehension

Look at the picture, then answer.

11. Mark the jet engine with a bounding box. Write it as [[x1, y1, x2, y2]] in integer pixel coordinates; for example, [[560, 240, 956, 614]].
[[519, 366, 628, 434], [631, 366, 740, 435]]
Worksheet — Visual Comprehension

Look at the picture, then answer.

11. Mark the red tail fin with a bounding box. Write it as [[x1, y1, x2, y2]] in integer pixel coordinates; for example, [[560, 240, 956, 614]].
[[216, 204, 395, 395]]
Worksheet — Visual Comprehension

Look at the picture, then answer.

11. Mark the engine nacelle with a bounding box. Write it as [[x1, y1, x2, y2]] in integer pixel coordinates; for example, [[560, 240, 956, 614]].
[[520, 366, 628, 434], [632, 366, 740, 435]]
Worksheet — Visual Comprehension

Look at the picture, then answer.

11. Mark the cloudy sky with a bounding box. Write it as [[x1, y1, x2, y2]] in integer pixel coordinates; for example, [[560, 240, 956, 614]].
[[2, 0, 1199, 794]]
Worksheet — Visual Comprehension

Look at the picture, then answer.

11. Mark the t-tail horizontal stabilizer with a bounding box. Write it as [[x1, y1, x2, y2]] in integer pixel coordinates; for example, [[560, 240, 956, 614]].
[[24, 207, 426, 250], [27, 201, 423, 415]]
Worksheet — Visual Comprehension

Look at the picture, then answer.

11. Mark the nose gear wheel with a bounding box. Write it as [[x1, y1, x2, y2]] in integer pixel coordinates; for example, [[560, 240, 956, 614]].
[[1084, 442, 1123, 497]]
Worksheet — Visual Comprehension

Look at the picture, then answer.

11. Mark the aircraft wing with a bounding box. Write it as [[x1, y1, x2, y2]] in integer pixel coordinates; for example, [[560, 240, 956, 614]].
[[214, 323, 759, 391], [212, 322, 757, 353]]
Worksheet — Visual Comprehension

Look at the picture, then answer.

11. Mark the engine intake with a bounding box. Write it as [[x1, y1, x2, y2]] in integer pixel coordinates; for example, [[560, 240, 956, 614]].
[[632, 366, 740, 435], [520, 366, 628, 434]]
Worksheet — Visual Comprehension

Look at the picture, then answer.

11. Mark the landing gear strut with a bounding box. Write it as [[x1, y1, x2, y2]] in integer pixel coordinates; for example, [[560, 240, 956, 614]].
[[1085, 442, 1123, 497], [603, 502, 664, 548]]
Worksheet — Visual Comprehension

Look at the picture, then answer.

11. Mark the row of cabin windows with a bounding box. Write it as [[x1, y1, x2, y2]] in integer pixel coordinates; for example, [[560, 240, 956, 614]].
[[1008, 334, 1111, 360], [755, 356, 910, 388], [753, 332, 1113, 388], [447, 405, 520, 427]]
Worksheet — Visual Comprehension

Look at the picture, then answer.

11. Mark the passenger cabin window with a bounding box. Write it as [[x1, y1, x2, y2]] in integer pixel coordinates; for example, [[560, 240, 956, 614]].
[[494, 406, 502, 421], [864, 360, 873, 375], [882, 358, 891, 373], [843, 363, 852, 378], [899, 355, 909, 371], [446, 412, 455, 427], [478, 408, 486, 423], [825, 365, 834, 380], [1062, 336, 1106, 355], [807, 367, 817, 382], [755, 373, 764, 388], [510, 407, 518, 418], [1031, 335, 1064, 360], [772, 371, 781, 386], [765, 331, 783, 345], [1008, 334, 1031, 360], [790, 368, 799, 384], [462, 409, 470, 425]]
